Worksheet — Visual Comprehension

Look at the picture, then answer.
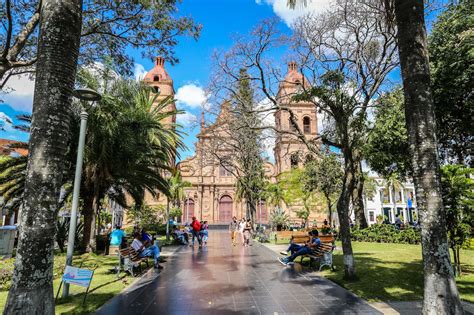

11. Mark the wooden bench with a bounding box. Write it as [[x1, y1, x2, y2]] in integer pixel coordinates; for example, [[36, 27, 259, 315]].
[[116, 247, 150, 277], [300, 235, 335, 271], [275, 231, 308, 243]]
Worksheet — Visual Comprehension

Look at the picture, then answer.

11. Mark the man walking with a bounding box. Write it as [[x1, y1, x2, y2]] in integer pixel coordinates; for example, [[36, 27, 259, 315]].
[[229, 216, 239, 246], [190, 216, 202, 247]]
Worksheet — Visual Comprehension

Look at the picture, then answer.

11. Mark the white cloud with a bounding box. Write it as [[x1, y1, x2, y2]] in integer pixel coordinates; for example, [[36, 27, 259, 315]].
[[2, 74, 35, 111], [175, 84, 208, 109], [134, 63, 147, 81], [176, 112, 198, 127], [0, 112, 13, 131], [258, 0, 333, 26]]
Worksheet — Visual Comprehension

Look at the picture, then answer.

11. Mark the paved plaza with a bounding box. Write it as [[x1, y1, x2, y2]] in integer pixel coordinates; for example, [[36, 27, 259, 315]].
[[96, 230, 380, 315]]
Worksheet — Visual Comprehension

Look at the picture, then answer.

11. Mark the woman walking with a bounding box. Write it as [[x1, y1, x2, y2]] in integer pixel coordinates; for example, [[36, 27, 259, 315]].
[[239, 218, 246, 246], [200, 221, 209, 245], [243, 218, 252, 247]]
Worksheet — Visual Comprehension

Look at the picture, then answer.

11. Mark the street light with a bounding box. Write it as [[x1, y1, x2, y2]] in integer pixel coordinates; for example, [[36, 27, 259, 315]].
[[63, 87, 101, 298]]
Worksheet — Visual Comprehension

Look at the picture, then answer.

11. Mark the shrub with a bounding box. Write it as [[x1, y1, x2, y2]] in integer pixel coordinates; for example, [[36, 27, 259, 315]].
[[0, 258, 14, 290], [350, 224, 421, 245]]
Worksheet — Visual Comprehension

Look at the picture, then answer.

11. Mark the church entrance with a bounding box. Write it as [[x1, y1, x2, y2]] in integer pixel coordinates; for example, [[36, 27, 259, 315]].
[[183, 198, 195, 223], [219, 195, 233, 223]]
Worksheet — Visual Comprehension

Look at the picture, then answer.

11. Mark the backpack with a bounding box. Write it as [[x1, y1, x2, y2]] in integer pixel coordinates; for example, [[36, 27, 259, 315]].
[[192, 220, 201, 232]]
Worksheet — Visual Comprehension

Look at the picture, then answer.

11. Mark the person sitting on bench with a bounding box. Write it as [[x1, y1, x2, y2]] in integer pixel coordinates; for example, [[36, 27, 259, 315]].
[[279, 230, 321, 266], [172, 225, 189, 244], [279, 231, 314, 256], [131, 232, 163, 269]]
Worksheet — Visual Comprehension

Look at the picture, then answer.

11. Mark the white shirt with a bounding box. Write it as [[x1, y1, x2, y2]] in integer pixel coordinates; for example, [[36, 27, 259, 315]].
[[131, 238, 143, 252], [239, 222, 245, 232]]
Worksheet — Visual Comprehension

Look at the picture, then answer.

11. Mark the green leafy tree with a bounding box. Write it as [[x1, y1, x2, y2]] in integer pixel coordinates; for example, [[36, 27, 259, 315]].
[[263, 181, 287, 209], [231, 68, 266, 222], [365, 88, 412, 179], [278, 168, 321, 228], [430, 0, 473, 164], [304, 151, 343, 227], [78, 68, 183, 251], [165, 170, 191, 240], [441, 165, 473, 276], [0, 0, 201, 87]]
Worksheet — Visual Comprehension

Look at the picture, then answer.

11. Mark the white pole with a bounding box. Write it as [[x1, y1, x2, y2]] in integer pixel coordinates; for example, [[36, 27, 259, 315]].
[[63, 110, 88, 298]]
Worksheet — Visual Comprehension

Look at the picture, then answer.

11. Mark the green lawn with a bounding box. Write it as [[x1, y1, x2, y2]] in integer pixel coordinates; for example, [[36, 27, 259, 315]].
[[319, 242, 474, 303], [1, 253, 135, 314]]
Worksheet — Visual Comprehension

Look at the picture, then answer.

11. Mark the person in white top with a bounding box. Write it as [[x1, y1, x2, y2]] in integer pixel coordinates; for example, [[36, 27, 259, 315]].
[[239, 218, 246, 246], [131, 232, 162, 269]]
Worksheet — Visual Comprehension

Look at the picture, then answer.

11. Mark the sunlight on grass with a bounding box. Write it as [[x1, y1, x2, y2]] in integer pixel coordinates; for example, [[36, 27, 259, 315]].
[[1, 253, 135, 314], [320, 242, 474, 303]]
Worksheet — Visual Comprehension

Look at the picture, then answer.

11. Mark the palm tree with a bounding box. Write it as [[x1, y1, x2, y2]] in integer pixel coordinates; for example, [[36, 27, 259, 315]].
[[264, 181, 287, 209], [165, 170, 191, 240], [5, 0, 83, 312], [79, 73, 184, 251], [392, 0, 463, 312], [383, 174, 404, 223]]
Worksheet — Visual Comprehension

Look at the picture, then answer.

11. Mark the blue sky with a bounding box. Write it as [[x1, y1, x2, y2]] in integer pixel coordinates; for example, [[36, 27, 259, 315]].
[[1, 0, 324, 161], [1, 0, 442, 161]]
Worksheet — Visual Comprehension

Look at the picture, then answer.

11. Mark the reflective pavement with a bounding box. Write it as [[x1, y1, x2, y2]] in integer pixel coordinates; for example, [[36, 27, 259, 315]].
[[95, 230, 381, 315]]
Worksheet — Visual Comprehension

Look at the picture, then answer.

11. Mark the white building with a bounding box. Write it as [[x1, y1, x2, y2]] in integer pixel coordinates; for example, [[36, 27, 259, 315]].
[[363, 175, 418, 226]]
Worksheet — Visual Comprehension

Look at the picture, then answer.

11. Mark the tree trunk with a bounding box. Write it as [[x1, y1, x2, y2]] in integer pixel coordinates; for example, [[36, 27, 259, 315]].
[[166, 199, 170, 241], [326, 197, 333, 228], [394, 1, 463, 313], [87, 182, 100, 252], [353, 158, 368, 228], [81, 193, 94, 252], [336, 145, 356, 279], [4, 0, 82, 313]]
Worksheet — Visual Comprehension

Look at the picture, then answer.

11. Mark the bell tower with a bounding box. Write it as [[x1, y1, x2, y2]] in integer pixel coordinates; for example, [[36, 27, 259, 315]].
[[142, 57, 176, 126], [274, 61, 318, 174]]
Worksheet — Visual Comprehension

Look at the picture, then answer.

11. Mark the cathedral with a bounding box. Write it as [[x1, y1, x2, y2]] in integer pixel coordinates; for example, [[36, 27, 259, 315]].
[[141, 57, 325, 225]]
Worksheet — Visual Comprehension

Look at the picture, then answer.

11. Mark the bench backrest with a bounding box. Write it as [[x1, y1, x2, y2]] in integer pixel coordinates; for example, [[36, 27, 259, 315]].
[[119, 247, 142, 262]]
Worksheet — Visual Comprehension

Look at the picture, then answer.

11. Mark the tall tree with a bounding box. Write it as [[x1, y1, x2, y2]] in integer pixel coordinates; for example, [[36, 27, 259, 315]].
[[392, 0, 463, 313], [429, 0, 473, 164], [365, 88, 412, 179], [304, 151, 343, 228], [0, 0, 201, 88], [232, 69, 266, 222], [4, 0, 83, 312], [78, 74, 182, 251]]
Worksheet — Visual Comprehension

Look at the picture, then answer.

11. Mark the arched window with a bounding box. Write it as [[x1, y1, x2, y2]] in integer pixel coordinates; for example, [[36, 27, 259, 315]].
[[305, 154, 314, 164], [303, 116, 311, 134], [153, 75, 160, 82], [219, 195, 233, 223], [290, 154, 299, 168]]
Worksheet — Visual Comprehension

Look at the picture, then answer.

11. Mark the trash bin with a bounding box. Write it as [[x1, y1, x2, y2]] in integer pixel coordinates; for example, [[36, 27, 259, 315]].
[[0, 225, 17, 258]]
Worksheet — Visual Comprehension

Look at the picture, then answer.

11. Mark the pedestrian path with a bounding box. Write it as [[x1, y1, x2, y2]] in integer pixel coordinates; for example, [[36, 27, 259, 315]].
[[96, 231, 381, 314]]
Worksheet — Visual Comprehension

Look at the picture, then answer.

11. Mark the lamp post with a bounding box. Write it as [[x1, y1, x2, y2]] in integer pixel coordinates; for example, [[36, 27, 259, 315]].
[[62, 88, 101, 298]]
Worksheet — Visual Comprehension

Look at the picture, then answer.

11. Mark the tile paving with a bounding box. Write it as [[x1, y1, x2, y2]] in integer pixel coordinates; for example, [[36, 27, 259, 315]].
[[95, 231, 381, 315]]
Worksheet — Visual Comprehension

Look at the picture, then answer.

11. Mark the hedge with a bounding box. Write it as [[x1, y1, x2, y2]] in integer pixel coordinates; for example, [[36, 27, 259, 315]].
[[350, 224, 421, 245]]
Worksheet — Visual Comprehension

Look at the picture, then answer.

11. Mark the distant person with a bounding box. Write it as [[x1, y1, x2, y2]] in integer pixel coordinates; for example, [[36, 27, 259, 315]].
[[131, 232, 162, 269], [190, 217, 202, 247], [239, 218, 246, 246], [200, 221, 209, 245], [110, 225, 126, 249], [229, 217, 239, 246], [172, 225, 189, 245], [243, 218, 252, 247], [395, 214, 403, 230], [279, 230, 321, 266]]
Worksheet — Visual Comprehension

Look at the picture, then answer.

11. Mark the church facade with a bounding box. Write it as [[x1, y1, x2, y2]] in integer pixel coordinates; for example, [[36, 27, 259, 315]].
[[141, 58, 326, 225]]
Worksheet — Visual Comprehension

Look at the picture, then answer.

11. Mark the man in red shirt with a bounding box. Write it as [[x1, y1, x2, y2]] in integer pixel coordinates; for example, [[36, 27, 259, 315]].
[[190, 217, 202, 247]]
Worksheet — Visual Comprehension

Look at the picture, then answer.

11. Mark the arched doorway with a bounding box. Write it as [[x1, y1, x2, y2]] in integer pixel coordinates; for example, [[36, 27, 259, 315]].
[[219, 195, 233, 223], [183, 198, 194, 223]]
